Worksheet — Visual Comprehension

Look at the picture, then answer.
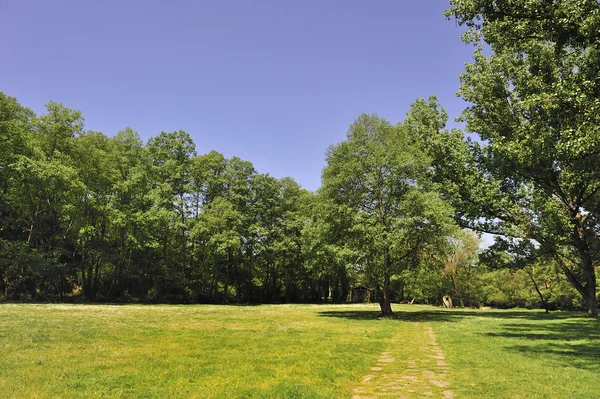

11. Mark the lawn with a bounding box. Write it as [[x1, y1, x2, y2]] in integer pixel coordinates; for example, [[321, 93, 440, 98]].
[[0, 303, 598, 398]]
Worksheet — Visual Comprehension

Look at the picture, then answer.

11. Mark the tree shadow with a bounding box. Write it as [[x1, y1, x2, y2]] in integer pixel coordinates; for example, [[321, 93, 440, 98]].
[[317, 306, 581, 323], [485, 319, 600, 371], [316, 310, 383, 320], [318, 306, 600, 371]]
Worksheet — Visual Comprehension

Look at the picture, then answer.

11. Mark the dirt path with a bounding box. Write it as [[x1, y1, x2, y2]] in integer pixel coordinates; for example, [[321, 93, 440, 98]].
[[351, 322, 452, 399]]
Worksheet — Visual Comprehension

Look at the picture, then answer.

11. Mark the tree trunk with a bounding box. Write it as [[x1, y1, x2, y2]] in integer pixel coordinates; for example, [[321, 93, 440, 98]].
[[449, 274, 464, 308], [223, 256, 229, 303], [584, 266, 598, 317], [585, 291, 598, 317], [525, 267, 549, 313], [574, 220, 598, 317], [555, 254, 598, 317], [246, 252, 253, 302], [91, 256, 102, 301], [27, 207, 39, 246], [208, 274, 216, 300], [379, 271, 394, 316], [580, 248, 598, 317]]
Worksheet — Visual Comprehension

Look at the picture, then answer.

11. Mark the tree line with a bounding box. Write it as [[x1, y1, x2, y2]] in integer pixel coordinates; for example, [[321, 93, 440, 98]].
[[0, 92, 455, 309], [2, 0, 600, 316]]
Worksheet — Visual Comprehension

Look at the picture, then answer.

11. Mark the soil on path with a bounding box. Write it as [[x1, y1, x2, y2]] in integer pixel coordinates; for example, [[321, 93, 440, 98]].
[[351, 322, 452, 399]]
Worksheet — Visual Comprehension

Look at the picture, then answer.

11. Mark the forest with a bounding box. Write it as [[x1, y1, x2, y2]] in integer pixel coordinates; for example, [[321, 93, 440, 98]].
[[2, 0, 600, 318]]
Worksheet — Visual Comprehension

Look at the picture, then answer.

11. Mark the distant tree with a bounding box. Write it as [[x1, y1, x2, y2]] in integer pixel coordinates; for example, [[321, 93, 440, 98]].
[[274, 177, 311, 303], [301, 190, 356, 303], [193, 196, 243, 302], [68, 131, 120, 300], [0, 94, 34, 243], [108, 128, 149, 300], [442, 229, 480, 308], [146, 130, 196, 299]]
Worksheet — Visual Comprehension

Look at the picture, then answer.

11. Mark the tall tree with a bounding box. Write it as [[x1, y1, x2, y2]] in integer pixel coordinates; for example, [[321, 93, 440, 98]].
[[0, 93, 34, 240], [301, 191, 356, 303], [446, 0, 600, 316], [322, 114, 454, 316], [108, 128, 150, 300], [146, 131, 196, 298], [68, 131, 119, 300], [275, 177, 311, 302]]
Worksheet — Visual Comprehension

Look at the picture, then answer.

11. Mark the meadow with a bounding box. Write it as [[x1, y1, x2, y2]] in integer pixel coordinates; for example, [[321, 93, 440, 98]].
[[0, 303, 598, 398]]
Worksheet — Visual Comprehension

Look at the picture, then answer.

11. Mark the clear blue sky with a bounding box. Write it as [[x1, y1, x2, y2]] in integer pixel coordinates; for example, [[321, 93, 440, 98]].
[[1, 0, 473, 192]]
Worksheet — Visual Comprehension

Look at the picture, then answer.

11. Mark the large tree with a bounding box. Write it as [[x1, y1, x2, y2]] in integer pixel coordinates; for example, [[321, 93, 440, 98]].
[[445, 0, 600, 316], [322, 114, 454, 316]]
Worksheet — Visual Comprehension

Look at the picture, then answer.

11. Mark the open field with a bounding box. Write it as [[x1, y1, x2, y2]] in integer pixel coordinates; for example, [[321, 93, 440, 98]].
[[0, 304, 598, 398]]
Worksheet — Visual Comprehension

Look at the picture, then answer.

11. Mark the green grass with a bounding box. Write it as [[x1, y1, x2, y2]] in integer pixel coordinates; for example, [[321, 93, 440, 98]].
[[0, 304, 598, 398], [0, 304, 397, 398], [430, 307, 600, 398]]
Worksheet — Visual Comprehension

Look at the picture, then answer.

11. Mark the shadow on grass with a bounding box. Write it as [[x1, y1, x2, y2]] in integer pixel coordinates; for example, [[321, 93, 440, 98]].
[[319, 305, 600, 372], [486, 319, 600, 371], [317, 306, 581, 323]]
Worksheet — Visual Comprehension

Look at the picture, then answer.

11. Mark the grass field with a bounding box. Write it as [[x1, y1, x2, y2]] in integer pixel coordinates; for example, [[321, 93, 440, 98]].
[[0, 303, 598, 398]]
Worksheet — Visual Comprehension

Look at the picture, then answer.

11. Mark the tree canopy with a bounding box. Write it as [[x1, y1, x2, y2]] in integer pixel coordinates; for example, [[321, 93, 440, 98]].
[[445, 0, 600, 316], [321, 114, 455, 315]]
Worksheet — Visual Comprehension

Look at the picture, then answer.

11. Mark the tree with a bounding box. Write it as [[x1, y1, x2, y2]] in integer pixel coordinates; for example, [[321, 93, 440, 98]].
[[0, 94, 33, 238], [249, 173, 285, 303], [0, 94, 34, 260], [274, 177, 311, 303], [187, 151, 229, 301], [301, 190, 357, 303], [442, 229, 480, 308], [68, 131, 120, 300], [193, 196, 243, 302], [322, 114, 454, 316], [146, 131, 196, 299], [108, 128, 149, 300], [446, 0, 600, 317]]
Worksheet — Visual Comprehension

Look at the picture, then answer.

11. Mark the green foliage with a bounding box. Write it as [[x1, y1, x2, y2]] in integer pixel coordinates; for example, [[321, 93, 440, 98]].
[[321, 114, 456, 314], [0, 92, 322, 304], [442, 0, 600, 316], [0, 88, 585, 311]]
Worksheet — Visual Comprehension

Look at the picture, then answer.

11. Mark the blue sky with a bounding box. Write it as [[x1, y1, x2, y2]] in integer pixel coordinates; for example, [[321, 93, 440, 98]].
[[1, 1, 474, 192]]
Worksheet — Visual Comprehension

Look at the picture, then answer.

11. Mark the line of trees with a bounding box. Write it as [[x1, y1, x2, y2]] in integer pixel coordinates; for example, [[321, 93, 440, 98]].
[[1, 95, 344, 304], [0, 91, 593, 315], [0, 92, 460, 308]]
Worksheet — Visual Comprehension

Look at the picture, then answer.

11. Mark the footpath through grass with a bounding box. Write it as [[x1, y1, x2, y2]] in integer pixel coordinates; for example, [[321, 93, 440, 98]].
[[0, 303, 598, 398]]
